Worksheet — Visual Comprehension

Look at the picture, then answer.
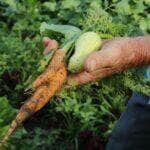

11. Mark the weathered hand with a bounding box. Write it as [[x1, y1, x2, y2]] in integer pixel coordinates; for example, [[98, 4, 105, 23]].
[[42, 36, 150, 87], [67, 36, 150, 86]]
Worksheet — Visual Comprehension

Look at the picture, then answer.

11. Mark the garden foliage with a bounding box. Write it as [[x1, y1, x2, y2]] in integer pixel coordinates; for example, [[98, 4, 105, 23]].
[[0, 0, 149, 149]]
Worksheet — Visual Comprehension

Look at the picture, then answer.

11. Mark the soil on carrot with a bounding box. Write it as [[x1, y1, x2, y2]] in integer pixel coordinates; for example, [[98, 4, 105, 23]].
[[0, 69, 108, 149], [0, 70, 108, 149]]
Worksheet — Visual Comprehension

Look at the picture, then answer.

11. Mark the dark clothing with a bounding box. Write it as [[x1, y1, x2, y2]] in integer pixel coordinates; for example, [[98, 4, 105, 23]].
[[107, 93, 150, 150]]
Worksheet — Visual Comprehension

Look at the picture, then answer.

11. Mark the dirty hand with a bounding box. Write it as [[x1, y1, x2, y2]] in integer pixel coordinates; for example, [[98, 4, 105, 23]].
[[43, 36, 150, 87], [67, 36, 150, 86]]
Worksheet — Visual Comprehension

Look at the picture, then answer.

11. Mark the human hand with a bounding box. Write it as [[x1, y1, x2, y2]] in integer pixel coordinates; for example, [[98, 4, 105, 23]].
[[67, 36, 150, 86], [42, 36, 150, 87]]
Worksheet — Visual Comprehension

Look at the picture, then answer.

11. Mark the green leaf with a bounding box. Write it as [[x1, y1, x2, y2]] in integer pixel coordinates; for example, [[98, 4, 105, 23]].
[[143, 0, 150, 5], [0, 97, 18, 140], [0, 125, 10, 140], [40, 23, 82, 53], [1, 0, 17, 9], [115, 0, 132, 15], [62, 33, 81, 56], [40, 22, 81, 40], [42, 2, 57, 12], [133, 0, 145, 14], [139, 16, 150, 33], [61, 0, 81, 10], [37, 49, 56, 73]]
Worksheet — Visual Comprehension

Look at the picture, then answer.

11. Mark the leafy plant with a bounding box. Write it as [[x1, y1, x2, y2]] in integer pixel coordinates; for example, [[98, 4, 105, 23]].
[[0, 0, 149, 149], [0, 97, 18, 140]]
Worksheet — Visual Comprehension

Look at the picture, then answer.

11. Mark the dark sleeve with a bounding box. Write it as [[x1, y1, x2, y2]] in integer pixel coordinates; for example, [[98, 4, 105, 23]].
[[106, 92, 150, 150]]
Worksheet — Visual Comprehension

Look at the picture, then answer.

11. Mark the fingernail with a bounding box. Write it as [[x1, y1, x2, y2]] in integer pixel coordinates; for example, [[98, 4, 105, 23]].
[[43, 37, 51, 47]]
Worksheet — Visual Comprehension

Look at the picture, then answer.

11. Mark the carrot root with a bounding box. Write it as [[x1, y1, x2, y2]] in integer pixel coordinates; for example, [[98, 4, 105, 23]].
[[1, 50, 67, 144]]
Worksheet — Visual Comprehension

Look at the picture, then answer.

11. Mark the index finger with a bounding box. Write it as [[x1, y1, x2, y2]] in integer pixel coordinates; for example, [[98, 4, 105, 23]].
[[66, 71, 96, 87], [43, 37, 59, 56], [66, 67, 115, 87]]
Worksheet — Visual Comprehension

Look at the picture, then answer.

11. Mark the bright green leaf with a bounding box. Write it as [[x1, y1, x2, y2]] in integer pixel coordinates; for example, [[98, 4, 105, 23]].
[[61, 0, 81, 10]]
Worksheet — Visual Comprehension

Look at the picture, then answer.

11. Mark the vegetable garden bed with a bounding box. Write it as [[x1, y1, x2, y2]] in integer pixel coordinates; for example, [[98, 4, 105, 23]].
[[0, 0, 149, 149]]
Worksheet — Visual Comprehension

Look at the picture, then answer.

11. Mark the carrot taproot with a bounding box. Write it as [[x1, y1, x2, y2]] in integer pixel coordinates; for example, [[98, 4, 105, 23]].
[[33, 49, 65, 89], [1, 49, 67, 144]]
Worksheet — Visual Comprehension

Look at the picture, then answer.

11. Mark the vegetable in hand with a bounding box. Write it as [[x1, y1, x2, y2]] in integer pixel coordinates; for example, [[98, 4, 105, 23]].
[[68, 32, 102, 73], [1, 26, 102, 144], [1, 41, 67, 145], [1, 24, 81, 144]]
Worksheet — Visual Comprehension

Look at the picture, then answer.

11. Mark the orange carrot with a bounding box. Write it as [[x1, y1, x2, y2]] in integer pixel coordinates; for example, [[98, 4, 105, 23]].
[[33, 49, 65, 88], [1, 49, 67, 144]]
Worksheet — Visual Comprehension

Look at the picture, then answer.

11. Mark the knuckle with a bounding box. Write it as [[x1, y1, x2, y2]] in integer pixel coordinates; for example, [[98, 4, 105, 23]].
[[85, 52, 101, 72]]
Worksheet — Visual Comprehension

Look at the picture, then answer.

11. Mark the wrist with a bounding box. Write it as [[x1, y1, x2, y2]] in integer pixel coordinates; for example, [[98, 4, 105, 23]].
[[122, 36, 150, 68], [132, 36, 150, 66]]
